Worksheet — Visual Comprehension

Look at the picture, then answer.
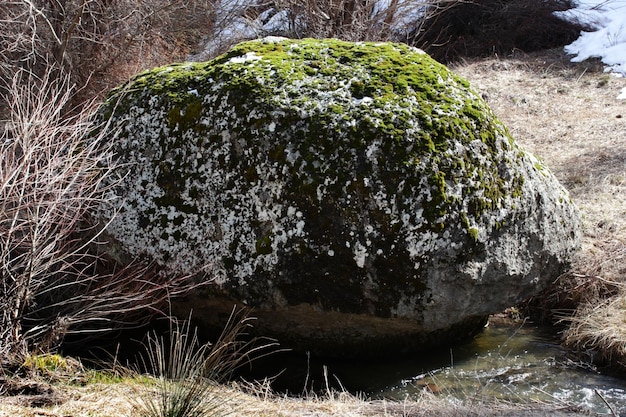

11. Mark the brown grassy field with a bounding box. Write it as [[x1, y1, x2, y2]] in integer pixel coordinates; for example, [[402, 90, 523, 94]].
[[1, 48, 624, 417], [0, 376, 595, 416]]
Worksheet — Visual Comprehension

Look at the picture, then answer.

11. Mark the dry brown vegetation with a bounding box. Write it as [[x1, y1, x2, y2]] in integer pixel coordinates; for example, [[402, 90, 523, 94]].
[[193, 0, 586, 61], [0, 378, 594, 417], [0, 0, 213, 105], [0, 0, 215, 366]]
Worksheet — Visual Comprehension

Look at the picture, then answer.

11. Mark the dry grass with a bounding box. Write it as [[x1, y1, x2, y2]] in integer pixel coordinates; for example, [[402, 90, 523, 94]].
[[562, 291, 626, 365], [130, 309, 275, 417], [0, 379, 593, 417]]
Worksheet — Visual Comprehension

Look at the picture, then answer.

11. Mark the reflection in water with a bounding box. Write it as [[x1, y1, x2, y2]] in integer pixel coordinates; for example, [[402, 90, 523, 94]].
[[375, 321, 626, 415]]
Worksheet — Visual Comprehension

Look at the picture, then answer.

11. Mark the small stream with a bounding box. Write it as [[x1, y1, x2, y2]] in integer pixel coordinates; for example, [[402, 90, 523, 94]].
[[256, 321, 626, 415], [373, 321, 626, 414]]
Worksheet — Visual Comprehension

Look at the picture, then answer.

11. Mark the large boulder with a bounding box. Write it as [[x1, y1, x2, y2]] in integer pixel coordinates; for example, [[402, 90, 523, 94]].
[[97, 38, 581, 357]]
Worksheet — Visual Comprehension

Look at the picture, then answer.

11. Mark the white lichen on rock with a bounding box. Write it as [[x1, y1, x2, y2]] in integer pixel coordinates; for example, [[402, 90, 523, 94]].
[[96, 38, 581, 354]]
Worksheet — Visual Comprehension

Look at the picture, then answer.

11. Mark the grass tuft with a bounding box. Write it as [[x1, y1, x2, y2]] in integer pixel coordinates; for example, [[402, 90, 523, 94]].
[[23, 354, 68, 373], [562, 289, 626, 368], [131, 309, 274, 417]]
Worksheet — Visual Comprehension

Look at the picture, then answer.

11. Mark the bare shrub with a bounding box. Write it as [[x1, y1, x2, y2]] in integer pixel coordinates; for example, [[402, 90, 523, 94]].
[[272, 0, 411, 41], [194, 0, 455, 60], [409, 0, 591, 63], [0, 0, 214, 104], [195, 0, 588, 62], [0, 68, 200, 363], [0, 0, 220, 363]]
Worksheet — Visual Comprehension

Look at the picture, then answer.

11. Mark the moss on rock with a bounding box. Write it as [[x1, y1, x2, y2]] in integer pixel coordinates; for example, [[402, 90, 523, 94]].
[[97, 38, 581, 356]]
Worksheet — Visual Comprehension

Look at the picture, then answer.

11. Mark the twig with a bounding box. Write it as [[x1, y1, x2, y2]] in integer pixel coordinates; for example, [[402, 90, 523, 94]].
[[595, 388, 618, 417]]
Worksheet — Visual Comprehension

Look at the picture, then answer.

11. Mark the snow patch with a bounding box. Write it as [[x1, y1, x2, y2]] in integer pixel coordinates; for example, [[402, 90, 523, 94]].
[[558, 0, 626, 77]]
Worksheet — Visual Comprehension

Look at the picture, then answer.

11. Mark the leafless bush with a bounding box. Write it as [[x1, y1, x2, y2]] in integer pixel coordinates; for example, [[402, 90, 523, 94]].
[[0, 68, 200, 363], [0, 0, 214, 104], [194, 0, 460, 60], [273, 0, 411, 41], [194, 0, 583, 62], [0, 0, 220, 366]]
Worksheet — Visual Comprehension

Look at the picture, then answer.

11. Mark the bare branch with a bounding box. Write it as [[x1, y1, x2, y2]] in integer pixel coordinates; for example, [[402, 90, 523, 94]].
[[0, 67, 205, 361]]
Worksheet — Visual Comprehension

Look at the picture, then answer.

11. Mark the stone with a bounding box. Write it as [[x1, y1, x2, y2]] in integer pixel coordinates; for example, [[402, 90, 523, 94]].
[[96, 37, 581, 357]]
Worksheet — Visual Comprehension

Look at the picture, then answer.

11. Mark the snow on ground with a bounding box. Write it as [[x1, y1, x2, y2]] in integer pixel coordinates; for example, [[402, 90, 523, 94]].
[[557, 0, 626, 76]]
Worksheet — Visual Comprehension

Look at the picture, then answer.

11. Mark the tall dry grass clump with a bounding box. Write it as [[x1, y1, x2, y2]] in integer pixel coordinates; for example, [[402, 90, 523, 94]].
[[132, 310, 274, 417], [562, 290, 626, 367]]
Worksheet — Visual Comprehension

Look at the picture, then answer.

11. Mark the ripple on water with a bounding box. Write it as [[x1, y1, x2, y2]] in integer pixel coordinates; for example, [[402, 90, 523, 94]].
[[377, 322, 626, 415]]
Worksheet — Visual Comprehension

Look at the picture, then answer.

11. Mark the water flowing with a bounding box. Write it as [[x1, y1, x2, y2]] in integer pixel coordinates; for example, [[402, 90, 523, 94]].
[[374, 321, 626, 414]]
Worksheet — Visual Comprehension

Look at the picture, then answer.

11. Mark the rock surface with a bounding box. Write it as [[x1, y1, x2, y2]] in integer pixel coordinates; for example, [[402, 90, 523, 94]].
[[97, 38, 581, 357]]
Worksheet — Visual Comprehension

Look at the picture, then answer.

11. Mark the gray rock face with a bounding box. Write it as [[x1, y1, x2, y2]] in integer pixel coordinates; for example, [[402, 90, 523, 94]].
[[97, 38, 581, 357]]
